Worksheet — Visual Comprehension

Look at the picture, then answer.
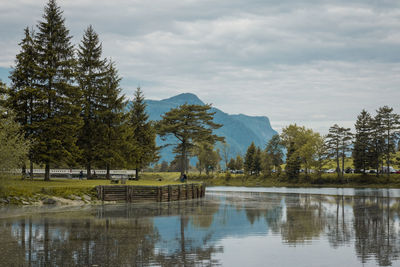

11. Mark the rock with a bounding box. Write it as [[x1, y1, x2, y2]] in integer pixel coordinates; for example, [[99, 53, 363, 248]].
[[42, 198, 56, 205], [82, 194, 91, 201], [22, 201, 30, 205]]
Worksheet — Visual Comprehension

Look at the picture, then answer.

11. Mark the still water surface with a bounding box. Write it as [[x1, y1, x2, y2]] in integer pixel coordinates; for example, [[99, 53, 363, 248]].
[[1, 187, 400, 266]]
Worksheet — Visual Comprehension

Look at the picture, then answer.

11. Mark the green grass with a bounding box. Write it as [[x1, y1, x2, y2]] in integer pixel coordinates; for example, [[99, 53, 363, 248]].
[[0, 172, 196, 199], [187, 172, 400, 188]]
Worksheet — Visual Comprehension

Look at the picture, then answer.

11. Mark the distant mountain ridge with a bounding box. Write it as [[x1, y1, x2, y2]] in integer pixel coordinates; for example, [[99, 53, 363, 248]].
[[145, 93, 277, 164]]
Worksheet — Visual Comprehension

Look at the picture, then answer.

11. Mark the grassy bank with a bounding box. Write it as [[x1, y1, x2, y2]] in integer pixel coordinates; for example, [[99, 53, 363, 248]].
[[0, 172, 190, 203], [188, 172, 400, 188]]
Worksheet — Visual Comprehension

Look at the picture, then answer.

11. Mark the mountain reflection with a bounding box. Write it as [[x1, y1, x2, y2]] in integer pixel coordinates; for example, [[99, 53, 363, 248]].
[[1, 190, 400, 266]]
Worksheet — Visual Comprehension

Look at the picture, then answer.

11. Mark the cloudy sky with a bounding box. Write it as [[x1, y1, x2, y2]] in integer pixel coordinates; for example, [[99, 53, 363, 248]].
[[1, 0, 399, 133]]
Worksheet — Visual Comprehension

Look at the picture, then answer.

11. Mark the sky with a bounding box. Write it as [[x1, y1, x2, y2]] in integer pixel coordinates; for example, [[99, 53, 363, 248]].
[[1, 0, 399, 133]]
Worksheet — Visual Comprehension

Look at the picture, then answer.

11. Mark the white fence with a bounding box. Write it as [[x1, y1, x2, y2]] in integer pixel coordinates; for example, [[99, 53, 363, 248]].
[[9, 169, 136, 176]]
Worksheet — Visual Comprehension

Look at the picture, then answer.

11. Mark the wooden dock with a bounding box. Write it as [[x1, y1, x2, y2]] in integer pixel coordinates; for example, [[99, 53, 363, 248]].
[[96, 183, 206, 202]]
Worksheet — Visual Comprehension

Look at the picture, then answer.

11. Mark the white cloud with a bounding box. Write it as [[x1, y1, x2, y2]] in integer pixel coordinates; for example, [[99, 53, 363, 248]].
[[1, 0, 400, 133]]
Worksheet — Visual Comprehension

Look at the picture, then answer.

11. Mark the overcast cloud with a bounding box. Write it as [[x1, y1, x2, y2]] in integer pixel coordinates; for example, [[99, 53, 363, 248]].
[[1, 0, 399, 133]]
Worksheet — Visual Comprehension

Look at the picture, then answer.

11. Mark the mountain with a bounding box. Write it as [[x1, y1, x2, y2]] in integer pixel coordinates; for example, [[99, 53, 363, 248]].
[[145, 93, 277, 164]]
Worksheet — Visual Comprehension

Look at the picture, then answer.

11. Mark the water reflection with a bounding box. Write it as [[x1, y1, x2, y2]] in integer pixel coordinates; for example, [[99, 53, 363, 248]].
[[1, 189, 400, 266]]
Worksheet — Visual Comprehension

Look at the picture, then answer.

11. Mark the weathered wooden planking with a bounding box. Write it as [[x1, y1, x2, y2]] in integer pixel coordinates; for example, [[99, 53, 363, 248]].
[[96, 183, 205, 202]]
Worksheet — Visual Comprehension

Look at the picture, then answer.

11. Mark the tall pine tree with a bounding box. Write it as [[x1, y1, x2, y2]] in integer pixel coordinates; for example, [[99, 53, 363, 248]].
[[96, 61, 127, 179], [376, 106, 400, 176], [76, 25, 108, 179], [34, 0, 82, 180], [126, 87, 158, 179], [353, 110, 373, 174], [157, 104, 223, 175], [244, 142, 256, 175], [8, 27, 38, 179]]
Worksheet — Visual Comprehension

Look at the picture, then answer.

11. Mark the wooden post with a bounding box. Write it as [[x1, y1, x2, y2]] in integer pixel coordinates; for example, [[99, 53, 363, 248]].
[[178, 185, 181, 200], [168, 186, 171, 202], [191, 184, 194, 199]]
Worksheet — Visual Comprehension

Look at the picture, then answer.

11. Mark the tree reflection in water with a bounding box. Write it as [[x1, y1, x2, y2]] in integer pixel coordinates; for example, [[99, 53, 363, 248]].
[[1, 190, 400, 266]]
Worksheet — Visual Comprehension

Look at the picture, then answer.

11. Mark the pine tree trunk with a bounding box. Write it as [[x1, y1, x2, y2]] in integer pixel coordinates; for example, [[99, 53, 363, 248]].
[[181, 144, 186, 175], [44, 162, 50, 181], [341, 151, 345, 178], [336, 144, 340, 178], [86, 163, 91, 180], [21, 163, 26, 180], [29, 160, 33, 180], [135, 167, 140, 180], [387, 130, 390, 177], [106, 164, 110, 180]]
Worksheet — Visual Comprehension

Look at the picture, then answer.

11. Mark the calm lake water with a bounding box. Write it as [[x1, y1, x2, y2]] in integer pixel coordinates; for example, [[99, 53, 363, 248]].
[[1, 186, 400, 267]]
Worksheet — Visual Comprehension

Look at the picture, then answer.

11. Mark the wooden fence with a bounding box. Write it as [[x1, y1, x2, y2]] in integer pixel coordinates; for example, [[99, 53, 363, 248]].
[[96, 183, 206, 202]]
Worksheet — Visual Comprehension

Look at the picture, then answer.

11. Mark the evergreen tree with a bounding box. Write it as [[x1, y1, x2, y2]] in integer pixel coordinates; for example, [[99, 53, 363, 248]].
[[252, 147, 262, 175], [353, 110, 373, 174], [369, 115, 385, 176], [261, 150, 273, 176], [126, 87, 158, 179], [235, 155, 243, 170], [8, 27, 38, 179], [157, 104, 224, 175], [326, 124, 342, 177], [76, 25, 108, 179], [34, 0, 82, 180], [228, 158, 236, 170], [285, 143, 301, 180], [96, 61, 127, 179], [375, 106, 400, 176], [244, 142, 256, 175]]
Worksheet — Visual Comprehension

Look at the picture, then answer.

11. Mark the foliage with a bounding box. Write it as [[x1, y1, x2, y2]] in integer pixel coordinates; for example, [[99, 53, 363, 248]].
[[95, 61, 127, 179], [126, 87, 158, 179], [0, 105, 30, 171], [156, 104, 224, 174], [76, 25, 108, 178], [326, 124, 352, 178], [244, 142, 256, 174], [265, 134, 284, 175], [33, 0, 82, 180]]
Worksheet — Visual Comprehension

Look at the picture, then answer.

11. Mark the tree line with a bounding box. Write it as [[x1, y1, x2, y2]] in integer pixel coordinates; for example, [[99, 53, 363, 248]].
[[239, 106, 399, 181], [1, 0, 224, 180], [2, 0, 158, 180]]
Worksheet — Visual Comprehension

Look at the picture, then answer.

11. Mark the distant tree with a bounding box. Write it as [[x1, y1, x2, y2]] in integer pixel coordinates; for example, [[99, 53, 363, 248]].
[[375, 106, 400, 176], [353, 110, 373, 174], [34, 0, 82, 180], [244, 142, 256, 175], [369, 115, 385, 176], [220, 142, 230, 171], [195, 142, 221, 175], [235, 155, 243, 170], [157, 104, 224, 175], [126, 87, 158, 179], [96, 61, 127, 179], [281, 125, 303, 180], [227, 158, 236, 170], [76, 25, 108, 179], [261, 150, 273, 176], [313, 135, 328, 176], [252, 147, 262, 175], [7, 27, 38, 179], [326, 124, 352, 178], [265, 135, 284, 175], [160, 160, 169, 172]]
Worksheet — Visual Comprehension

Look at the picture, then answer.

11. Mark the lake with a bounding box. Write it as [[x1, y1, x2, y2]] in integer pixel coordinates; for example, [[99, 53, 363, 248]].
[[1, 186, 400, 266]]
